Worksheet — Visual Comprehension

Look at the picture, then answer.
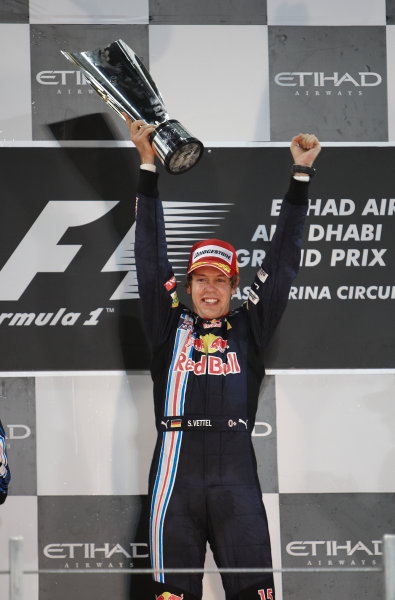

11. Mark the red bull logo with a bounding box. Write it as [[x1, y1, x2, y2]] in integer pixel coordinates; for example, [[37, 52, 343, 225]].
[[156, 593, 183, 600], [187, 333, 229, 354], [178, 333, 238, 375], [210, 336, 228, 352], [192, 337, 205, 352], [174, 352, 240, 376]]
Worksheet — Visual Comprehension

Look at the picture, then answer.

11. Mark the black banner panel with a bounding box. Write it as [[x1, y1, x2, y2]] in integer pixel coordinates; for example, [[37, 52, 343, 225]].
[[0, 145, 393, 370]]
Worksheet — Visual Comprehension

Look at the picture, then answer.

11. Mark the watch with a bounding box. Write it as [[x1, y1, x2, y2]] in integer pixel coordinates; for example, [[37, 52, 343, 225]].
[[291, 164, 316, 177]]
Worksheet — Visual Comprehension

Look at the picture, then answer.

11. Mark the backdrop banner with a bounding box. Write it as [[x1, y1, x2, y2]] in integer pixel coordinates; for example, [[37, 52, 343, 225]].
[[0, 145, 393, 370]]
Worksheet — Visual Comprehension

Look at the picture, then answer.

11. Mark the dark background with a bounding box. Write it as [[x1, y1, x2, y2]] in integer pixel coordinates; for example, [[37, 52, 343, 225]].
[[0, 144, 393, 370]]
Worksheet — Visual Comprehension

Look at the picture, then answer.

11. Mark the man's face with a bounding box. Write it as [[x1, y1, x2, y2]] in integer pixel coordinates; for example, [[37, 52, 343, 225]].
[[186, 266, 238, 319]]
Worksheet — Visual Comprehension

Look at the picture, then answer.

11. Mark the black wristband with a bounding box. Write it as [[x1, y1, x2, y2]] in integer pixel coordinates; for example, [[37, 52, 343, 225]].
[[292, 164, 316, 177], [137, 169, 159, 198]]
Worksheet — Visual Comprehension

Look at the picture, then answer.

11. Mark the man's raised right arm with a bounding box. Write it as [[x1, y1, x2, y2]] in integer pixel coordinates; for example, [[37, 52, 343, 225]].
[[127, 119, 178, 344]]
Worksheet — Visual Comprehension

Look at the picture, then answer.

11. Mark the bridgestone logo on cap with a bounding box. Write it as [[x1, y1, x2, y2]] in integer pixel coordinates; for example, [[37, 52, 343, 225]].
[[192, 245, 233, 264]]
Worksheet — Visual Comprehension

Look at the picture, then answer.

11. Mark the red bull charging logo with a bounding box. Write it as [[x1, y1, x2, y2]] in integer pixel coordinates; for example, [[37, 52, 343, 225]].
[[156, 593, 183, 600], [188, 333, 228, 354], [175, 333, 240, 376]]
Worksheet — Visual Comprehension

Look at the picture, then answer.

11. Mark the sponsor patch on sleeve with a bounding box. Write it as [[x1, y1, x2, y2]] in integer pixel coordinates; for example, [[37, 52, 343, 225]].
[[257, 268, 269, 284], [164, 276, 177, 291], [248, 289, 260, 305], [171, 291, 179, 308]]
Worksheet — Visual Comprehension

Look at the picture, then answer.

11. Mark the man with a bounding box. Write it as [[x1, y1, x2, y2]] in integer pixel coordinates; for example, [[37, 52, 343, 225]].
[[128, 118, 320, 600], [0, 419, 10, 504]]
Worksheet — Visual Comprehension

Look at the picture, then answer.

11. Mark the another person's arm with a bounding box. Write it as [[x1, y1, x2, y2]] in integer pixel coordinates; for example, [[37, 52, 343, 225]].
[[0, 419, 10, 505]]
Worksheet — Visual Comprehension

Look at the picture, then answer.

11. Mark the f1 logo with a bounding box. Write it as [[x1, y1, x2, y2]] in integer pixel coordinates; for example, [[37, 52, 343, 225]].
[[0, 200, 136, 301]]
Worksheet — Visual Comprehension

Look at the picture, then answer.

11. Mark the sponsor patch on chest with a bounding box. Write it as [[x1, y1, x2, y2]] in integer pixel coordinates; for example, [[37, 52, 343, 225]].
[[174, 352, 240, 376]]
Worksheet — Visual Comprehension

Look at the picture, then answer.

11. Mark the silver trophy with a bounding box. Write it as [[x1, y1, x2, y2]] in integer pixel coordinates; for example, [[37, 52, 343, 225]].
[[61, 39, 204, 174]]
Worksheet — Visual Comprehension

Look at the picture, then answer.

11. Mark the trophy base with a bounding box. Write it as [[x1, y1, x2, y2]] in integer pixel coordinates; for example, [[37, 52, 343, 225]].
[[150, 119, 204, 174]]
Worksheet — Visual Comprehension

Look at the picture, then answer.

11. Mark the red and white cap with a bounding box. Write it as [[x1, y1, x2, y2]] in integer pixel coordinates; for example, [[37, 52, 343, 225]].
[[187, 238, 239, 278]]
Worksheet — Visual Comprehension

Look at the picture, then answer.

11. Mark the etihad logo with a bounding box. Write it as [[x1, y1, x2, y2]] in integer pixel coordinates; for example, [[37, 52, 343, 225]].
[[36, 70, 95, 96], [36, 70, 90, 85], [251, 421, 272, 437], [43, 542, 148, 569], [275, 71, 382, 96], [287, 539, 382, 567], [275, 72, 382, 87], [5, 425, 31, 440]]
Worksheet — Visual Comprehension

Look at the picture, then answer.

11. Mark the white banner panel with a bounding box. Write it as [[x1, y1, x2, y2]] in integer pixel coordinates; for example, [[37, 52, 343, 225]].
[[29, 0, 149, 24], [267, 0, 386, 25], [0, 496, 39, 599], [0, 24, 32, 141], [149, 25, 270, 143], [36, 373, 155, 495], [276, 372, 395, 493]]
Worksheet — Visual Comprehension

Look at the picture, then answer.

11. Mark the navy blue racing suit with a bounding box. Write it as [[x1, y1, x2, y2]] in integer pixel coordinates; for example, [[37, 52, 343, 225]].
[[135, 169, 309, 600], [0, 419, 10, 504]]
